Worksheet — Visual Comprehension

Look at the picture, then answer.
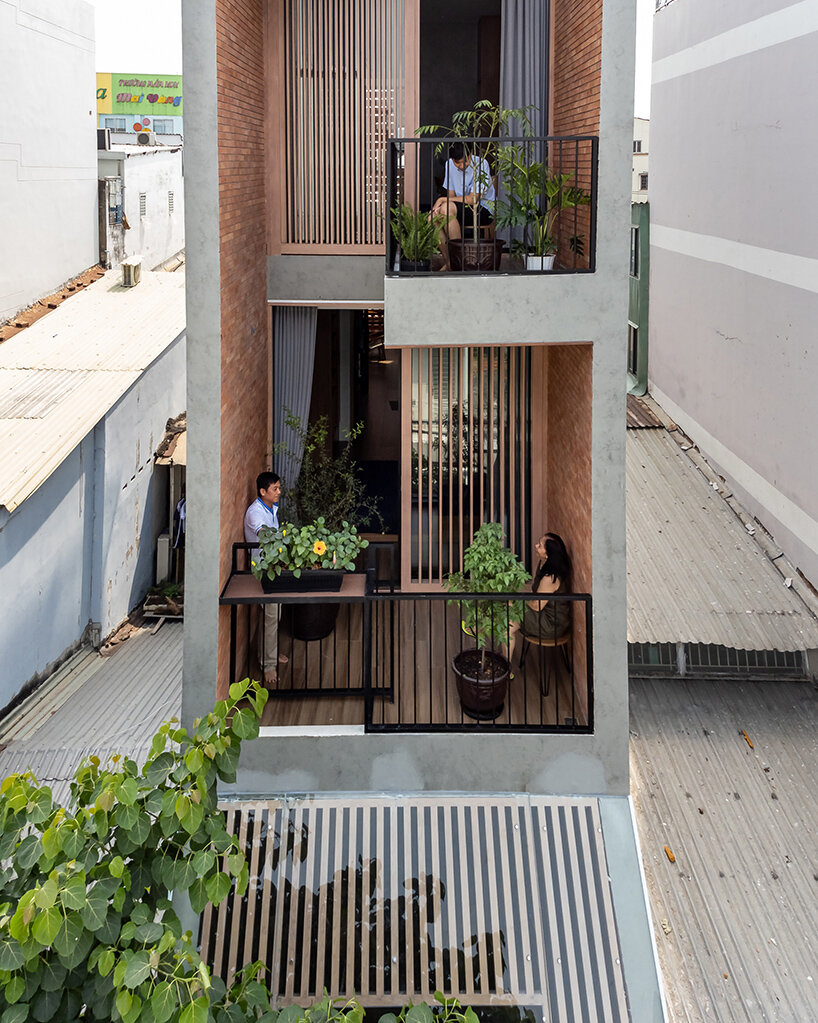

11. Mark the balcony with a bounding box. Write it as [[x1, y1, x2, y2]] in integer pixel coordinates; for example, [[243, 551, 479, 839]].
[[386, 135, 598, 277], [220, 548, 593, 734]]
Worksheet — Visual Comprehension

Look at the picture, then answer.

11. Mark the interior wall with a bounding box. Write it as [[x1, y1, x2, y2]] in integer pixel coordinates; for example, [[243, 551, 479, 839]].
[[216, 0, 270, 692], [419, 0, 501, 128], [547, 343, 593, 716]]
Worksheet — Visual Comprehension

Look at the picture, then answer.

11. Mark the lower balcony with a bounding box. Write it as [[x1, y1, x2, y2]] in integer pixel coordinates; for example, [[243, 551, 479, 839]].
[[220, 549, 593, 734]]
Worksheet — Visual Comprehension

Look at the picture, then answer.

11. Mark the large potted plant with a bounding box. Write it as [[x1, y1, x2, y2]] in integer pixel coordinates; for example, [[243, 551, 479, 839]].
[[251, 518, 368, 593], [494, 146, 590, 270], [390, 203, 444, 272], [416, 101, 533, 272], [445, 522, 530, 720]]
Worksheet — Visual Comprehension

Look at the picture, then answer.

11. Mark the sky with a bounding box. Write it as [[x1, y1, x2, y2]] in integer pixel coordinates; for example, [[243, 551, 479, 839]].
[[87, 0, 654, 117]]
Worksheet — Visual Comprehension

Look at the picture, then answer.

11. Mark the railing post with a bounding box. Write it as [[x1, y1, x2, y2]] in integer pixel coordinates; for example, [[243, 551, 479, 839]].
[[363, 569, 375, 729]]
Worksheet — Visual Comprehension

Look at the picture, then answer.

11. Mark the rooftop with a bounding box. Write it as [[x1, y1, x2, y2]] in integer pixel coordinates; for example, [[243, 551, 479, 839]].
[[0, 267, 186, 513]]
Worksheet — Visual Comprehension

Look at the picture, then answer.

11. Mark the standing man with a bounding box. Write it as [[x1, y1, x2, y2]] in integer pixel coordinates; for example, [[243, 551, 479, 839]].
[[244, 471, 284, 685]]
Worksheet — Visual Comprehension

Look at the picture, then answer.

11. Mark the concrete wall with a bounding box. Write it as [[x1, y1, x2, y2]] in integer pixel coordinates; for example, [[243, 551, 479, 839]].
[[0, 0, 98, 323], [0, 334, 186, 708], [649, 0, 818, 585], [115, 149, 185, 270]]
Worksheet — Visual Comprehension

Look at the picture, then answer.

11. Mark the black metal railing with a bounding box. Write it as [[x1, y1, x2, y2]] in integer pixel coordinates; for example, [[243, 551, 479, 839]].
[[220, 546, 593, 734], [386, 135, 598, 276]]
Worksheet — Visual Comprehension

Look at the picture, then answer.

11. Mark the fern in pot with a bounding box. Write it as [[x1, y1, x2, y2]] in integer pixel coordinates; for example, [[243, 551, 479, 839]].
[[390, 203, 444, 272], [445, 522, 530, 720]]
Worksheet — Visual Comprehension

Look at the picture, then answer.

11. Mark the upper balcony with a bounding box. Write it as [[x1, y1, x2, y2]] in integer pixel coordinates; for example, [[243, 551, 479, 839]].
[[265, 0, 604, 318]]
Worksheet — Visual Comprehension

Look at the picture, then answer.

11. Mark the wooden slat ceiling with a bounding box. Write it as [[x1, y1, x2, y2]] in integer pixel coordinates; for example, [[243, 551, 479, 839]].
[[200, 796, 629, 1021]]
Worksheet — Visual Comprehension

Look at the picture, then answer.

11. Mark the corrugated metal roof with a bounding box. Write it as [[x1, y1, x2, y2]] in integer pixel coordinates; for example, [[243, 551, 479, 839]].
[[0, 623, 181, 804], [203, 796, 631, 1020], [627, 394, 664, 429], [0, 268, 185, 512], [630, 676, 818, 1023], [627, 428, 818, 650]]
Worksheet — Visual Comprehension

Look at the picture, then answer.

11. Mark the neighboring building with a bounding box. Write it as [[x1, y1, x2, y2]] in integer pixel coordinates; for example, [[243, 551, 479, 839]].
[[0, 0, 98, 323], [97, 73, 184, 137], [649, 0, 818, 586], [0, 270, 186, 709], [181, 1, 663, 1014], [632, 116, 649, 202], [98, 142, 185, 270], [628, 202, 649, 394]]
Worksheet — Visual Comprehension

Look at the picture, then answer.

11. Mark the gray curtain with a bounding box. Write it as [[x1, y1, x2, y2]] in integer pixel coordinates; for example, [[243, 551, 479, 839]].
[[499, 0, 549, 137], [273, 306, 317, 501], [499, 1, 550, 251]]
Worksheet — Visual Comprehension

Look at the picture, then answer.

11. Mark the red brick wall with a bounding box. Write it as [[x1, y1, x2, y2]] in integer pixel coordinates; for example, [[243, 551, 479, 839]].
[[547, 344, 593, 719], [216, 0, 269, 692], [551, 0, 602, 269]]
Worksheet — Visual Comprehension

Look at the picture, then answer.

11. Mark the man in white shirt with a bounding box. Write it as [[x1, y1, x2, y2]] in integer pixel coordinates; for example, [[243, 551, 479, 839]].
[[244, 471, 284, 684], [431, 141, 496, 267]]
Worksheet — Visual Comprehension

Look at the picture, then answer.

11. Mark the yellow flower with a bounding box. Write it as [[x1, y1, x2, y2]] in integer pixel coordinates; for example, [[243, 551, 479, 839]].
[[278, 547, 283, 553], [313, 540, 327, 556]]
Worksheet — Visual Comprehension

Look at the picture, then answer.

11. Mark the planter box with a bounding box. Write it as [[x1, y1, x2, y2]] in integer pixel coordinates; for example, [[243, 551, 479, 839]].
[[260, 569, 345, 594]]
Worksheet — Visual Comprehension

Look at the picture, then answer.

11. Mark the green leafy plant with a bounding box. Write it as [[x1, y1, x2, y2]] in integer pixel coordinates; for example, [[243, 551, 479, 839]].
[[275, 413, 382, 532], [251, 518, 368, 581], [380, 992, 481, 1023], [416, 100, 534, 240], [390, 204, 444, 263], [494, 145, 590, 259], [445, 522, 531, 672], [0, 680, 271, 1023]]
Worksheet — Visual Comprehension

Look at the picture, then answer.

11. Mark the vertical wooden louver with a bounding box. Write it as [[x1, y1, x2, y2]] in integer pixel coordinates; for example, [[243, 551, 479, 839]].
[[270, 0, 418, 254], [401, 347, 532, 588]]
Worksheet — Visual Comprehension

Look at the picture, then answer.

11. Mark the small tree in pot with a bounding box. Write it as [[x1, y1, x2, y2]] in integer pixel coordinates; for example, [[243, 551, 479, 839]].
[[445, 522, 530, 720]]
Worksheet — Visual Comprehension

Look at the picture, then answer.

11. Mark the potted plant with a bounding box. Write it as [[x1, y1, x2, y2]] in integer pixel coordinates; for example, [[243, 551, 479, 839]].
[[416, 101, 533, 272], [445, 522, 530, 720], [390, 203, 445, 272], [251, 518, 368, 592], [494, 146, 590, 271], [270, 412, 380, 639]]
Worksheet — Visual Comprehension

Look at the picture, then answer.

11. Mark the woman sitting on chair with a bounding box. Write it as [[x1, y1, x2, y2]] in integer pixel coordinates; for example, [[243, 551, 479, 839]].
[[510, 533, 571, 660]]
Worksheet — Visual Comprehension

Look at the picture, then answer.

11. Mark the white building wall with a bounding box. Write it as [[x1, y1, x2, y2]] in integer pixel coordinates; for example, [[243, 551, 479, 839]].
[[649, 0, 818, 586], [632, 116, 649, 202], [120, 148, 186, 269], [0, 0, 98, 322], [0, 334, 186, 709]]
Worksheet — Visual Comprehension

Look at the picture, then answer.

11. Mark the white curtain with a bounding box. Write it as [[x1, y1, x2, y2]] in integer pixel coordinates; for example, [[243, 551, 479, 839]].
[[273, 306, 317, 497]]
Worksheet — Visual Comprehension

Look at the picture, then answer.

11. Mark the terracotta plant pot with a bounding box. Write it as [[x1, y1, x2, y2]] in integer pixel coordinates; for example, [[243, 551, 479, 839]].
[[452, 648, 511, 721]]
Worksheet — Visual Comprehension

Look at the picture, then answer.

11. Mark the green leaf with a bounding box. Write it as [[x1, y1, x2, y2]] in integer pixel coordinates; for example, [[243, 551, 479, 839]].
[[30, 986, 61, 1022], [116, 989, 133, 1020], [110, 856, 125, 878], [115, 804, 140, 831], [227, 851, 244, 876], [81, 883, 109, 931], [15, 835, 41, 870], [1, 1004, 29, 1023], [40, 828, 61, 862], [119, 777, 139, 805], [144, 752, 175, 787], [191, 848, 215, 875], [150, 981, 177, 1023], [53, 913, 88, 961], [33, 878, 58, 911], [61, 875, 87, 911], [188, 877, 208, 915], [205, 871, 231, 905], [31, 907, 61, 946], [123, 950, 151, 989], [61, 827, 84, 861], [37, 957, 67, 992], [4, 976, 25, 1004], [133, 920, 163, 944], [98, 948, 115, 976], [406, 1006, 435, 1023], [179, 996, 209, 1023]]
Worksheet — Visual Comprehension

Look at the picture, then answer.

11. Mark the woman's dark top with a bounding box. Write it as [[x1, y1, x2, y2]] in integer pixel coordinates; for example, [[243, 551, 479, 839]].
[[522, 573, 570, 640]]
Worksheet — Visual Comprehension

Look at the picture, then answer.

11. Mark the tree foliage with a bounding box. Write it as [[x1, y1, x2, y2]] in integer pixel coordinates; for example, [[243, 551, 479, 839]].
[[0, 680, 272, 1023]]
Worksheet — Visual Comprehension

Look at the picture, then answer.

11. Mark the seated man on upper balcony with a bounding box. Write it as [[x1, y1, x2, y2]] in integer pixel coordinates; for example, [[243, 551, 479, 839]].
[[431, 141, 495, 269]]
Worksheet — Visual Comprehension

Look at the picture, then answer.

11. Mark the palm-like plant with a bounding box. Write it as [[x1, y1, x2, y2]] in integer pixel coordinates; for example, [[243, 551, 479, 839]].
[[390, 203, 444, 264]]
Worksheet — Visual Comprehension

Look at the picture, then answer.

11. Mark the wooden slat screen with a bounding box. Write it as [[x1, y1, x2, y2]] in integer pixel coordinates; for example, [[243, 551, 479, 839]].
[[276, 0, 413, 253], [402, 346, 531, 588]]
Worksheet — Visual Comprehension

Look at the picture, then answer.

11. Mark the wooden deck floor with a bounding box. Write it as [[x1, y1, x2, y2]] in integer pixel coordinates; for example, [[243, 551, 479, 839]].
[[255, 601, 588, 730]]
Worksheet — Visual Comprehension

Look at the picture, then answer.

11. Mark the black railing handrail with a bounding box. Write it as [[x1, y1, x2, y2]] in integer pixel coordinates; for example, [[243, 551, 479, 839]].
[[389, 133, 598, 144]]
